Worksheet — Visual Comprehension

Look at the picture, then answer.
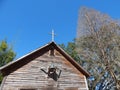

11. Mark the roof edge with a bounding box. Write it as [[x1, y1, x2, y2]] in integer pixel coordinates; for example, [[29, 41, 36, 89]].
[[53, 42, 90, 77], [0, 41, 90, 77], [0, 42, 53, 71]]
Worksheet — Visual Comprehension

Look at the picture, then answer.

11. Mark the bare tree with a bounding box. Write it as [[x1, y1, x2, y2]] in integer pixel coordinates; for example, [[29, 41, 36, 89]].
[[76, 7, 120, 90]]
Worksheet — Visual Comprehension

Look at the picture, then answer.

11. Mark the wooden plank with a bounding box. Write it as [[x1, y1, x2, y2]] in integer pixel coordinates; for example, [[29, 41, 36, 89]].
[[1, 49, 88, 90]]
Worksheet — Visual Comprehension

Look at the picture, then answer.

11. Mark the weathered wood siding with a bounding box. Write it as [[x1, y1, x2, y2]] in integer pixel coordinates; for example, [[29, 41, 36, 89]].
[[1, 50, 88, 90]]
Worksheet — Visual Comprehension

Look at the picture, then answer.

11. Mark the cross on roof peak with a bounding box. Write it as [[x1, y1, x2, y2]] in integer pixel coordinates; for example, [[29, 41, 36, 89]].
[[50, 29, 56, 42]]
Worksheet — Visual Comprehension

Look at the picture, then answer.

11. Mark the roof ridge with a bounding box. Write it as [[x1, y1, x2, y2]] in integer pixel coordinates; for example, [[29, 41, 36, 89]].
[[0, 42, 90, 77]]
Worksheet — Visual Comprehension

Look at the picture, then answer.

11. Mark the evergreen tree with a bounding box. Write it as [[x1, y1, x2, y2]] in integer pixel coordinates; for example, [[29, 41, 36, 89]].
[[59, 41, 82, 64], [0, 40, 16, 83]]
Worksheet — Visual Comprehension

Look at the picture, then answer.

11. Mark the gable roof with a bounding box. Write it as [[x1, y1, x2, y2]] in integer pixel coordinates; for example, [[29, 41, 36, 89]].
[[0, 42, 90, 77]]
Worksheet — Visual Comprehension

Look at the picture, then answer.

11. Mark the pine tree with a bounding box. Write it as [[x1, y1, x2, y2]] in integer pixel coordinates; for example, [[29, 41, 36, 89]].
[[0, 40, 16, 83]]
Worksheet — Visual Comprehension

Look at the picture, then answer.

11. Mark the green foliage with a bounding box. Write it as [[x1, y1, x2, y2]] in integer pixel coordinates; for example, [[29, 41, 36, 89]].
[[59, 41, 82, 64], [0, 74, 3, 84], [0, 40, 16, 84]]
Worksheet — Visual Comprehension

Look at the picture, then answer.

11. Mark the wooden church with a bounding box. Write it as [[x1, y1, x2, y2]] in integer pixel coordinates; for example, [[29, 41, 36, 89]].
[[0, 42, 90, 90]]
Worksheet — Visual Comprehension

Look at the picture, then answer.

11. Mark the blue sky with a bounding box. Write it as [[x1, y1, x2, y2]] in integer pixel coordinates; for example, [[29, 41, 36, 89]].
[[0, 0, 120, 59]]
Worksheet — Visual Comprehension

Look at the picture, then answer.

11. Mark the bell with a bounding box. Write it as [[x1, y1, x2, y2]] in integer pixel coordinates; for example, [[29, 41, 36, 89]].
[[49, 63, 55, 68]]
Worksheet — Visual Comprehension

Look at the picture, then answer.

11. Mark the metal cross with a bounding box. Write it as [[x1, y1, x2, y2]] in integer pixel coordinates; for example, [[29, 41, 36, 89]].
[[50, 29, 56, 42]]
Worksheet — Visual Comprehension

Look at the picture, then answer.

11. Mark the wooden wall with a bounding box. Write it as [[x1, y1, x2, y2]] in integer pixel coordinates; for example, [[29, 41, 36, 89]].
[[1, 50, 88, 90]]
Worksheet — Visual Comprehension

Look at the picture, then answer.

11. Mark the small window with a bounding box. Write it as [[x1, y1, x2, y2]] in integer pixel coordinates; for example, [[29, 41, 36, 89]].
[[49, 46, 55, 56], [42, 87, 57, 90], [65, 87, 78, 90], [20, 89, 36, 90], [50, 49, 54, 56]]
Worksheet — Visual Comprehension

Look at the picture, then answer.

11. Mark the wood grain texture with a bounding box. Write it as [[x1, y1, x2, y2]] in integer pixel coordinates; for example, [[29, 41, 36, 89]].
[[1, 49, 88, 90]]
